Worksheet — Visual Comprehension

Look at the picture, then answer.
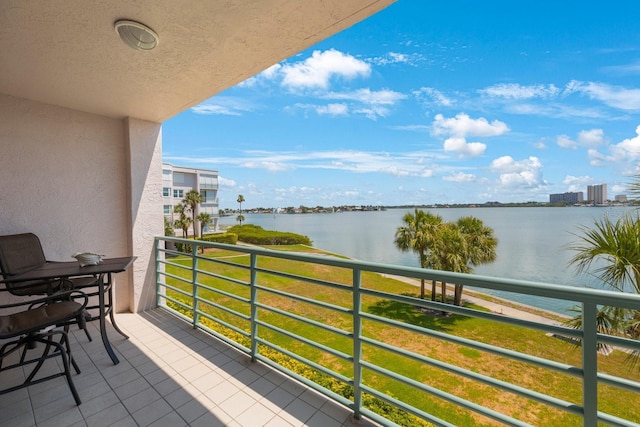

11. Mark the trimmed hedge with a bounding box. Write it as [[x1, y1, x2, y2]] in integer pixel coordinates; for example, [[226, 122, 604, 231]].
[[201, 232, 238, 244], [227, 224, 312, 246]]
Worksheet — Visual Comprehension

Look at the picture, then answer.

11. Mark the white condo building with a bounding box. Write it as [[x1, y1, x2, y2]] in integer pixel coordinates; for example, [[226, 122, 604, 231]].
[[162, 163, 220, 234], [587, 183, 608, 205]]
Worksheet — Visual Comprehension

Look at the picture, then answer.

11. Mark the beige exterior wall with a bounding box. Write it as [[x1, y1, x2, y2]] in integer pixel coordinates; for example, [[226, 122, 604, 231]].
[[0, 94, 162, 312]]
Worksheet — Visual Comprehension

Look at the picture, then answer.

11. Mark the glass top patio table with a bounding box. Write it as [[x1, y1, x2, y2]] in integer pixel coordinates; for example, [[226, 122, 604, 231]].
[[1, 256, 136, 364]]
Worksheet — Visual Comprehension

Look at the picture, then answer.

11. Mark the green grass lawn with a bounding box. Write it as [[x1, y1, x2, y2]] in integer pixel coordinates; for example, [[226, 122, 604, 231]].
[[162, 247, 640, 426]]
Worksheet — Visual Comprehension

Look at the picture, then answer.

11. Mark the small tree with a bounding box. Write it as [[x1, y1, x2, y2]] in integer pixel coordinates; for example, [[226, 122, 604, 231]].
[[237, 194, 245, 225], [183, 190, 202, 238], [394, 209, 443, 299], [197, 212, 212, 236], [164, 217, 174, 237], [173, 205, 188, 238], [395, 209, 497, 305]]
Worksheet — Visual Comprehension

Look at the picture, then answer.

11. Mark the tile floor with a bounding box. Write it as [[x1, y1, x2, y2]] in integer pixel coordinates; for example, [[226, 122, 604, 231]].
[[1, 309, 380, 427]]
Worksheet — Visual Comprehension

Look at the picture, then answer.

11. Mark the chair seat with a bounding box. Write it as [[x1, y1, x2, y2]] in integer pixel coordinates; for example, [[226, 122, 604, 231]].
[[3, 279, 61, 296], [0, 300, 83, 339]]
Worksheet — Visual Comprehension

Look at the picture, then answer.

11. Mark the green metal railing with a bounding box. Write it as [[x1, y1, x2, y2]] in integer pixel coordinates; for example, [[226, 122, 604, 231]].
[[154, 236, 640, 427]]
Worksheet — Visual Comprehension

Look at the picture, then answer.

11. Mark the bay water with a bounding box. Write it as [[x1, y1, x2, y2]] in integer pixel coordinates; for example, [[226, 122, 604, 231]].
[[220, 207, 636, 314]]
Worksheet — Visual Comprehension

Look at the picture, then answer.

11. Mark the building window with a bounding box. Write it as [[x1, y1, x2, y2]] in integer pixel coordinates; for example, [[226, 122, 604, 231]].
[[163, 205, 171, 214], [173, 172, 185, 185], [163, 187, 170, 197], [173, 189, 183, 198]]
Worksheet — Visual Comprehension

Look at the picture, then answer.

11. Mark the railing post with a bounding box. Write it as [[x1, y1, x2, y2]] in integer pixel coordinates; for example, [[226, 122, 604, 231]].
[[155, 238, 161, 307], [352, 268, 363, 419], [191, 242, 199, 329], [582, 302, 598, 427], [250, 253, 258, 362]]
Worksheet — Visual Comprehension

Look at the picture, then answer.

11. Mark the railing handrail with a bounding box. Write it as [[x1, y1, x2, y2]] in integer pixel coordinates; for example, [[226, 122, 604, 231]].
[[158, 236, 640, 308], [155, 236, 640, 427]]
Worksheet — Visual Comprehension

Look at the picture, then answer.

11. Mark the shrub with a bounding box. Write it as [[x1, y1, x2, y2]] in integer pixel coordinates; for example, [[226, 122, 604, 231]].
[[227, 224, 312, 245], [201, 233, 238, 245]]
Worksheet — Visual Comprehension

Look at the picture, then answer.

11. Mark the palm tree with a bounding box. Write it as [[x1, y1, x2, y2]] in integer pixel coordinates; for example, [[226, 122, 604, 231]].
[[237, 194, 245, 225], [428, 222, 469, 304], [173, 204, 188, 238], [183, 190, 202, 238], [453, 216, 498, 305], [394, 209, 443, 299], [197, 212, 212, 236], [567, 212, 640, 359], [395, 210, 497, 305]]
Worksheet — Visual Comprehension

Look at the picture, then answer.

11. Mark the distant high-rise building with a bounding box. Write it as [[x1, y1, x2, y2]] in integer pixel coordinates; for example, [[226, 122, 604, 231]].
[[587, 184, 607, 205], [549, 192, 584, 204], [615, 195, 627, 202]]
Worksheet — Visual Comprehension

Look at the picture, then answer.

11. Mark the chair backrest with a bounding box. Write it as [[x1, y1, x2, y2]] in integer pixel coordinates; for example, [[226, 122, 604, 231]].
[[0, 233, 47, 276], [0, 233, 53, 295]]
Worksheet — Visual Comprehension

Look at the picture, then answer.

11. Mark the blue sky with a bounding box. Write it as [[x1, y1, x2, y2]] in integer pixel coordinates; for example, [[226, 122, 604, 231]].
[[163, 0, 640, 209]]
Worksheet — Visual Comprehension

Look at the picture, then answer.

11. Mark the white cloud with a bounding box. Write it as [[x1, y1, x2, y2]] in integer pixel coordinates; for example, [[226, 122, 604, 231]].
[[603, 61, 640, 75], [431, 113, 508, 157], [167, 149, 444, 178], [480, 83, 560, 99], [241, 161, 293, 172], [557, 129, 605, 150], [190, 96, 254, 116], [370, 52, 425, 66], [413, 87, 453, 107], [323, 88, 406, 105], [563, 175, 592, 185], [218, 176, 237, 187], [609, 125, 640, 159], [443, 137, 486, 157], [432, 113, 509, 138], [588, 125, 640, 165], [556, 135, 577, 150], [566, 81, 640, 110], [239, 64, 282, 87], [320, 88, 406, 120], [280, 49, 371, 90], [532, 140, 547, 149], [489, 156, 544, 188], [443, 172, 476, 182], [577, 129, 605, 147], [316, 103, 349, 116], [562, 175, 592, 192]]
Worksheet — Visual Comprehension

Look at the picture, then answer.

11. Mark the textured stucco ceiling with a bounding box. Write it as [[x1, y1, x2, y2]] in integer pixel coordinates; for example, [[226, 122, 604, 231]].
[[0, 0, 394, 123]]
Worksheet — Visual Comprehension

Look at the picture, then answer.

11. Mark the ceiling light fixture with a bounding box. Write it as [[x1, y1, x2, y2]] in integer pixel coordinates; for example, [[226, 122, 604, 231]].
[[114, 19, 159, 51]]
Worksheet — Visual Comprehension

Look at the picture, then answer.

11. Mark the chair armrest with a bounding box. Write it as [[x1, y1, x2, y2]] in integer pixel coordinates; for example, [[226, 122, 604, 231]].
[[0, 290, 88, 311]]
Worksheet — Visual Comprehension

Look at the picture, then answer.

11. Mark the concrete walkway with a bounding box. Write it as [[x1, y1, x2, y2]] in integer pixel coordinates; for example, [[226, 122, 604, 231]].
[[380, 274, 569, 326]]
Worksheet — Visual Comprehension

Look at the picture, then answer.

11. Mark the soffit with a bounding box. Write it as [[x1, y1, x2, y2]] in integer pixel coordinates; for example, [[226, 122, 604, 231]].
[[0, 0, 394, 123]]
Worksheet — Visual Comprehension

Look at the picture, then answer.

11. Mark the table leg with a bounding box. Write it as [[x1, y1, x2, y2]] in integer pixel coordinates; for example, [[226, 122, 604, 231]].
[[106, 273, 129, 340], [98, 273, 120, 365]]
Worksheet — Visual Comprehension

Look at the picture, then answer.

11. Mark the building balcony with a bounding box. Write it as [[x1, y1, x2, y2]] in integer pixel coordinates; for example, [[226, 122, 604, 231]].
[[3, 309, 371, 427], [5, 236, 640, 426]]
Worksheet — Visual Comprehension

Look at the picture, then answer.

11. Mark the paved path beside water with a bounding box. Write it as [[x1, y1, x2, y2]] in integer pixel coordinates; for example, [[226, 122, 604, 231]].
[[380, 274, 569, 326]]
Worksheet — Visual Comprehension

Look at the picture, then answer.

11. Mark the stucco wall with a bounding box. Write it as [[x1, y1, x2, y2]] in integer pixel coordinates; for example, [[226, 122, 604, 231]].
[[126, 118, 163, 312], [0, 94, 162, 312]]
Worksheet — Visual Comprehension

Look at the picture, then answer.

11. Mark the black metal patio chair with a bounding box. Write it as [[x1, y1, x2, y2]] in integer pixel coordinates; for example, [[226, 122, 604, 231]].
[[0, 233, 99, 341], [0, 290, 88, 405]]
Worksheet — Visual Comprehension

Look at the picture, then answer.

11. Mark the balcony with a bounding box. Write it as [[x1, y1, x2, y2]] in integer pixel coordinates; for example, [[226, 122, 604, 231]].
[[5, 236, 640, 426], [3, 309, 372, 426]]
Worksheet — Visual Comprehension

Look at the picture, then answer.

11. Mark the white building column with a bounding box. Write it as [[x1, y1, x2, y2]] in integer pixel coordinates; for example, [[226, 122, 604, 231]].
[[123, 118, 163, 313]]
